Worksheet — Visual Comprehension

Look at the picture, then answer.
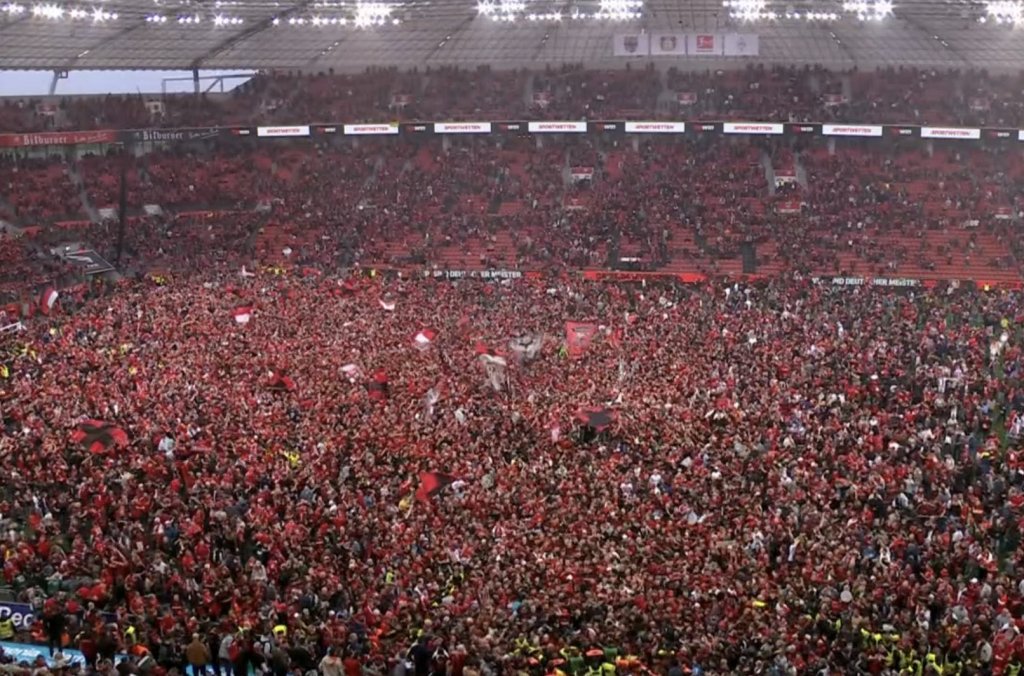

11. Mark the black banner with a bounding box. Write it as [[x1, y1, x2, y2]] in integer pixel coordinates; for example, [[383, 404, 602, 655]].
[[125, 127, 221, 143]]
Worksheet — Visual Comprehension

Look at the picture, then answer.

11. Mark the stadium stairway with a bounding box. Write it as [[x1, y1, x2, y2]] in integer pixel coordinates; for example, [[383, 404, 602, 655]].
[[68, 162, 100, 223], [761, 151, 776, 197]]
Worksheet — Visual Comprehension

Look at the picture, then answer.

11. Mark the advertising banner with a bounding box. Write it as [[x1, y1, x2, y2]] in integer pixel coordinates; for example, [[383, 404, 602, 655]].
[[814, 276, 921, 287], [527, 121, 587, 133], [434, 122, 493, 134], [822, 124, 883, 137], [921, 127, 981, 140], [129, 128, 221, 143], [650, 33, 686, 56], [343, 123, 400, 136], [0, 130, 118, 147], [427, 270, 523, 279], [256, 125, 311, 137], [624, 121, 686, 133], [722, 121, 784, 135], [0, 602, 36, 630], [687, 34, 723, 56], [612, 34, 650, 57], [723, 33, 758, 56]]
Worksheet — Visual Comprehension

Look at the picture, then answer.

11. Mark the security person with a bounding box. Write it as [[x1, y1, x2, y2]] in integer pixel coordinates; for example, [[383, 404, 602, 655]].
[[0, 615, 15, 640]]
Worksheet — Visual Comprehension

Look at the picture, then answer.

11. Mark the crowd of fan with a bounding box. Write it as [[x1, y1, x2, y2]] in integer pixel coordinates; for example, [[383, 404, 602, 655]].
[[4, 67, 1024, 676], [5, 66, 1024, 132], [2, 267, 1024, 676], [3, 134, 1024, 286]]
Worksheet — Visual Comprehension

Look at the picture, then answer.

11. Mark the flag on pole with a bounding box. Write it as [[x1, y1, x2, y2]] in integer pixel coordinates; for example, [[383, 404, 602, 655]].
[[39, 287, 59, 315]]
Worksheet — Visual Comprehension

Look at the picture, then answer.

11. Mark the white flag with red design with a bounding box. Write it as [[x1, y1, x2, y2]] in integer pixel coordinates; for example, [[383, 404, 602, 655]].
[[232, 306, 253, 324], [40, 287, 59, 315], [413, 328, 437, 351]]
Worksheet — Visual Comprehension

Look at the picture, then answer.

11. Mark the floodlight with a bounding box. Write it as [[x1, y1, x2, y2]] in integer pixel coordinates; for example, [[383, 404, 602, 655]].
[[985, 0, 1023, 22]]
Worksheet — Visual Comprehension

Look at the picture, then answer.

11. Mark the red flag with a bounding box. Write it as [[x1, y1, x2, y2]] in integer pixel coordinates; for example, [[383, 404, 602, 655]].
[[565, 322, 599, 358], [268, 370, 297, 392], [368, 370, 389, 401], [414, 471, 456, 504]]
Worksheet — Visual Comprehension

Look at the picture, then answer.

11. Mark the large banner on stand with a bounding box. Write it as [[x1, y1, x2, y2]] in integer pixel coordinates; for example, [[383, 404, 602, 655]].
[[620, 33, 758, 57], [612, 34, 650, 56]]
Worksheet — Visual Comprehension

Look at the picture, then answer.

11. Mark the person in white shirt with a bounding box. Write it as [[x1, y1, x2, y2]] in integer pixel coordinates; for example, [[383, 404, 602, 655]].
[[319, 648, 344, 676]]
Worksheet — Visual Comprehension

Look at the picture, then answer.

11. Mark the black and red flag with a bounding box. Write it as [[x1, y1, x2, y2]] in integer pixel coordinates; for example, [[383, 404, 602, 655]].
[[71, 419, 129, 454], [576, 407, 617, 432], [268, 370, 297, 392], [415, 471, 457, 504], [368, 369, 389, 401]]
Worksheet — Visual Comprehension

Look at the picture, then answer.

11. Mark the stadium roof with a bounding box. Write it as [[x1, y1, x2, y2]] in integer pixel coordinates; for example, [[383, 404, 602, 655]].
[[0, 0, 1022, 72]]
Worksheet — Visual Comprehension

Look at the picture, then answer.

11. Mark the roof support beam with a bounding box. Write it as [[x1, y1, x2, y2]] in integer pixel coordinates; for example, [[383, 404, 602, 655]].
[[53, 20, 151, 71], [900, 14, 970, 66], [420, 14, 475, 64], [190, 0, 314, 71]]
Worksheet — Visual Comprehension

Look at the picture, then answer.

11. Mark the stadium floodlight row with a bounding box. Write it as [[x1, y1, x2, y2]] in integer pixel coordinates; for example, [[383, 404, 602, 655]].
[[1, 120, 1022, 148]]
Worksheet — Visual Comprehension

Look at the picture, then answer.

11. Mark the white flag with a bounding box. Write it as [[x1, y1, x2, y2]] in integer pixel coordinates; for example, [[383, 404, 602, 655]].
[[481, 354, 508, 391]]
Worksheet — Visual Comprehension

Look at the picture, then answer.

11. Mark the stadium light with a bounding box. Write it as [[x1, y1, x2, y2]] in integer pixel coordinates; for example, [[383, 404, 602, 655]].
[[985, 0, 1023, 23], [842, 0, 891, 20], [480, 0, 596, 21], [2, 2, 26, 13], [353, 1, 393, 25], [596, 0, 642, 20], [33, 4, 64, 19], [724, 0, 772, 21]]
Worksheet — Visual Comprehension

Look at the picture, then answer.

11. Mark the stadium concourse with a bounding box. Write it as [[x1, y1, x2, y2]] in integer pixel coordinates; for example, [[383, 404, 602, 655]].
[[5, 65, 1024, 676]]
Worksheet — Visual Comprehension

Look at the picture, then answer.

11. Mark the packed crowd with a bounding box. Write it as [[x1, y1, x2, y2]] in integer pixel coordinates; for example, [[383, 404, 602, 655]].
[[5, 133, 1023, 288], [3, 65, 1024, 676], [6, 66, 1024, 133], [1, 268, 1024, 676]]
